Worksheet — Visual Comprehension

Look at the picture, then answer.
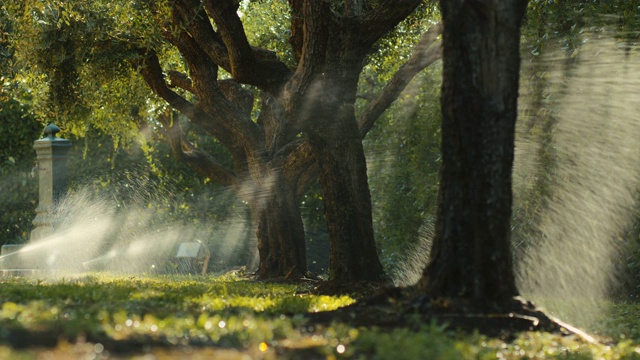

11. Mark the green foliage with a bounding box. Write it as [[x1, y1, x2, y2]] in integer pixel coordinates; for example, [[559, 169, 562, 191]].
[[0, 100, 41, 244], [617, 203, 640, 299], [367, 3, 439, 81], [366, 66, 442, 279], [242, 0, 296, 68], [1, 0, 247, 248], [4, 0, 165, 141], [525, 0, 640, 57], [358, 323, 640, 360], [591, 302, 640, 341]]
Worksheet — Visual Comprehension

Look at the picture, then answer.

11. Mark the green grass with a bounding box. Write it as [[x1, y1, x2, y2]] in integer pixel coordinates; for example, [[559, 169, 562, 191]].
[[0, 273, 639, 359]]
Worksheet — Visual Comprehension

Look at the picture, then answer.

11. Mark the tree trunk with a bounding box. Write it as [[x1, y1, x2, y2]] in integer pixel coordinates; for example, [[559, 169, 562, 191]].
[[309, 105, 386, 283], [420, 0, 528, 306], [251, 171, 307, 279]]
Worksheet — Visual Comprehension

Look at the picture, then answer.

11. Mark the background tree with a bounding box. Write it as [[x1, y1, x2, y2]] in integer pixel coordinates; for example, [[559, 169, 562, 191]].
[[5, 0, 443, 281], [0, 6, 40, 244], [0, 101, 40, 243]]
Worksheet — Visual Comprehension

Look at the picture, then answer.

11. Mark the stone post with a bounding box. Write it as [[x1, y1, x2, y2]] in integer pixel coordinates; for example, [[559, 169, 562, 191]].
[[30, 123, 71, 240]]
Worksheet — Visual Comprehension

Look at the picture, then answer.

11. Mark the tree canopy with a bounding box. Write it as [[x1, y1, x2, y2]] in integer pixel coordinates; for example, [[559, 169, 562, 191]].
[[3, 0, 443, 282]]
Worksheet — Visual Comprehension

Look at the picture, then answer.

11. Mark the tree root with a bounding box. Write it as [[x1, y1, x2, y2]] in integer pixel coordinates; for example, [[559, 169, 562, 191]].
[[306, 288, 598, 343]]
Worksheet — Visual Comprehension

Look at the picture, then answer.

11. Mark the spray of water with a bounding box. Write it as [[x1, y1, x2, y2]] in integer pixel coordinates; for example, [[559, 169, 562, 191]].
[[515, 35, 640, 327], [0, 171, 252, 278], [391, 219, 434, 287], [390, 34, 640, 331]]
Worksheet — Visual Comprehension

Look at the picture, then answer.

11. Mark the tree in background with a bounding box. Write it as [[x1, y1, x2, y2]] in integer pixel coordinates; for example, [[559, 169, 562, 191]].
[[0, 101, 40, 243], [0, 6, 40, 244], [5, 1, 442, 281]]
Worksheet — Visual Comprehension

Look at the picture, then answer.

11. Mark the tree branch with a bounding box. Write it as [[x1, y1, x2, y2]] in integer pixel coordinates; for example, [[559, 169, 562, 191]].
[[296, 162, 319, 198], [257, 95, 300, 156], [183, 0, 292, 93], [157, 112, 236, 187], [344, 0, 365, 17], [173, 0, 232, 70], [161, 19, 265, 153], [167, 70, 195, 94], [269, 136, 317, 198], [282, 0, 332, 121], [137, 50, 200, 122], [137, 49, 238, 153], [358, 22, 443, 137], [167, 69, 253, 119], [202, 0, 255, 78], [288, 0, 304, 62], [361, 0, 423, 45], [218, 79, 254, 118]]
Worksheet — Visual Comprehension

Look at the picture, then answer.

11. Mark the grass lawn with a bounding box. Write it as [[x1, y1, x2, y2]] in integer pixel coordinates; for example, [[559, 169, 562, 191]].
[[0, 273, 638, 359]]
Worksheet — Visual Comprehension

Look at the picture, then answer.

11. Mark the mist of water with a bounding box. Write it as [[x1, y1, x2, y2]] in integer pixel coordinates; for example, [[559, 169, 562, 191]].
[[0, 173, 252, 278], [514, 34, 640, 327], [387, 32, 640, 330]]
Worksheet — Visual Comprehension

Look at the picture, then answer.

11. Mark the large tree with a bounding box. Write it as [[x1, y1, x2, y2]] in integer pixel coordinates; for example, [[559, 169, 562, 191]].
[[6, 1, 442, 281], [418, 0, 527, 307]]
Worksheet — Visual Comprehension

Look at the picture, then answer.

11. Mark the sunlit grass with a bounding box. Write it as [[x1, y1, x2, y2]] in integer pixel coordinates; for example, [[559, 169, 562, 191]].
[[0, 273, 640, 359], [0, 273, 357, 357]]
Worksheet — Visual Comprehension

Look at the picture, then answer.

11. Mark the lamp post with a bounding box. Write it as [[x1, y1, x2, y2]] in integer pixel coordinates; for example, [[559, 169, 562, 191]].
[[30, 123, 71, 240]]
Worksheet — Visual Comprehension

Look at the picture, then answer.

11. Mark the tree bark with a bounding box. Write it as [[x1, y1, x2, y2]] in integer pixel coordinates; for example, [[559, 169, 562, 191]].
[[420, 0, 528, 307], [309, 111, 385, 282], [252, 171, 307, 279], [291, 27, 387, 282]]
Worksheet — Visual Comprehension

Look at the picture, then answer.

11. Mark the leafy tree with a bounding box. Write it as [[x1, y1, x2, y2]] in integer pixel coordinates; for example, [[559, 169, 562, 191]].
[[5, 0, 443, 282], [0, 6, 40, 244], [0, 100, 40, 244]]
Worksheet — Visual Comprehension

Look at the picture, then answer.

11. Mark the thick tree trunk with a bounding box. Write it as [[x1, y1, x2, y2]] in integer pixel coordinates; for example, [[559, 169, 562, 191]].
[[251, 171, 307, 279], [420, 1, 528, 306], [309, 107, 386, 283]]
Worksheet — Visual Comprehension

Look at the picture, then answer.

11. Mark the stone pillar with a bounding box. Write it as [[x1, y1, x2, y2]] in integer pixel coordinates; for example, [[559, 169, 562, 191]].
[[30, 123, 71, 240]]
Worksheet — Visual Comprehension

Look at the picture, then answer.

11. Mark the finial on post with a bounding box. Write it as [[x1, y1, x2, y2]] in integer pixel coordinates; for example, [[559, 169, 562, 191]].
[[43, 123, 61, 139]]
